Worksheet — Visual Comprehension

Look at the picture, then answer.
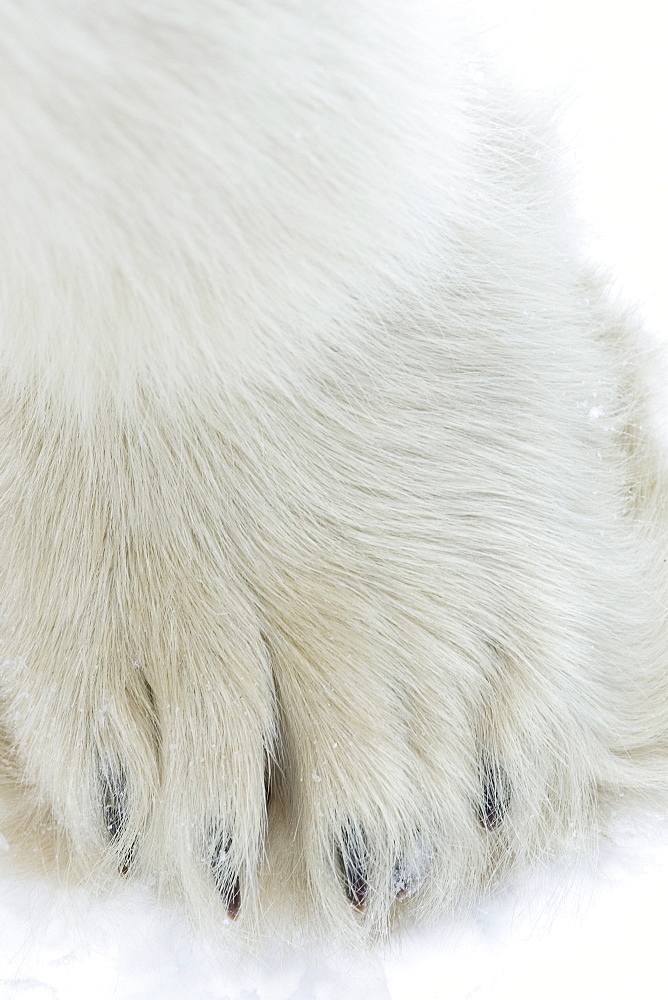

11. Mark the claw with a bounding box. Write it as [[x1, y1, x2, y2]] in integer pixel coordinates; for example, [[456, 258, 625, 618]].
[[392, 837, 432, 898], [101, 769, 135, 874], [479, 756, 510, 830], [225, 877, 242, 919], [210, 832, 241, 919], [339, 829, 368, 911], [102, 775, 126, 842]]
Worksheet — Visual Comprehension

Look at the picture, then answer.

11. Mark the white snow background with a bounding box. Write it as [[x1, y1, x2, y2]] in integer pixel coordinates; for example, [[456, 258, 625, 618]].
[[1, 2, 667, 997]]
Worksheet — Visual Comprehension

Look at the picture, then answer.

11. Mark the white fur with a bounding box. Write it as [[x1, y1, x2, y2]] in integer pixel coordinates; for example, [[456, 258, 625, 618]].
[[0, 0, 666, 944]]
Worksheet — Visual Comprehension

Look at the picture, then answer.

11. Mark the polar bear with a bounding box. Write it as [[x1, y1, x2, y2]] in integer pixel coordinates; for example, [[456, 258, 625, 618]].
[[0, 0, 666, 943]]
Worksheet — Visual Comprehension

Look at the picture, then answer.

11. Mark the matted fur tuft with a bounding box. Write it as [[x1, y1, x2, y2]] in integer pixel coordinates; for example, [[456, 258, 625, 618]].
[[0, 0, 666, 945]]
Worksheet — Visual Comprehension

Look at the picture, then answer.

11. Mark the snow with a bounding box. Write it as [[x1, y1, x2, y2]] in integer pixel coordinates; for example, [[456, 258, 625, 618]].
[[2, 2, 667, 997], [3, 812, 668, 998]]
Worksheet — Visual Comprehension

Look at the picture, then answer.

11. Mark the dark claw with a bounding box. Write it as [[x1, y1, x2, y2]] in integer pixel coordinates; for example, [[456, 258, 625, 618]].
[[118, 851, 134, 877], [210, 833, 241, 919], [339, 829, 369, 911], [479, 756, 510, 830], [102, 775, 126, 842], [101, 769, 135, 874], [225, 877, 242, 919]]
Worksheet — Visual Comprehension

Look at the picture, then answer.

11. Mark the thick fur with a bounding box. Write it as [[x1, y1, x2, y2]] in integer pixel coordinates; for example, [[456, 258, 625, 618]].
[[0, 0, 667, 944]]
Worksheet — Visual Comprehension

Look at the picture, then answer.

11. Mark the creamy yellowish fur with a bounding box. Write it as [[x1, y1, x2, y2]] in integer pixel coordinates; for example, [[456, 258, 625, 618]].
[[0, 0, 666, 944]]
